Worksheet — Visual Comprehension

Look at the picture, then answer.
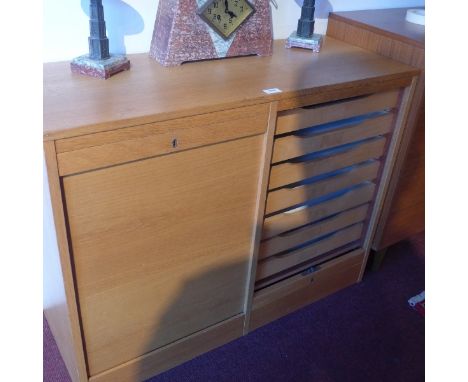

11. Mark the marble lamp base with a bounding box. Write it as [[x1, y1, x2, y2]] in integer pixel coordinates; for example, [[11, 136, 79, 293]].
[[285, 32, 323, 52], [70, 55, 130, 79]]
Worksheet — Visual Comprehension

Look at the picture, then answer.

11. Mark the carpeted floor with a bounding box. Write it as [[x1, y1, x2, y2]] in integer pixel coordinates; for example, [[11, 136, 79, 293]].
[[44, 232, 425, 382]]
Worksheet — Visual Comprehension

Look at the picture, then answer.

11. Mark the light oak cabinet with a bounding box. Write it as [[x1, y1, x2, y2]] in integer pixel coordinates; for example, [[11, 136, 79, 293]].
[[327, 7, 425, 254], [44, 38, 419, 382]]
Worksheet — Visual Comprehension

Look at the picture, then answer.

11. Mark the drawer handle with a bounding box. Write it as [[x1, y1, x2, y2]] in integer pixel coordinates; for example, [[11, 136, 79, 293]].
[[288, 144, 356, 164], [291, 109, 392, 138], [291, 119, 361, 138], [283, 205, 308, 215], [286, 136, 382, 165], [301, 265, 318, 275]]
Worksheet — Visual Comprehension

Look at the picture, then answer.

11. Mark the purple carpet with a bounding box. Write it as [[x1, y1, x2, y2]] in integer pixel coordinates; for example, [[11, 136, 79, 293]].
[[44, 232, 425, 382]]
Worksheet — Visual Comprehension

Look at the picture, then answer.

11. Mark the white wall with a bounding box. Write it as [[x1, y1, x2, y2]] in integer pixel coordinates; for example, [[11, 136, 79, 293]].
[[43, 0, 424, 62]]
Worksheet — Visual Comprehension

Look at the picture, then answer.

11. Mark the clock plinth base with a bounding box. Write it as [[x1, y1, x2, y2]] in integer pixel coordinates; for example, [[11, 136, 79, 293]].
[[152, 48, 272, 67], [70, 55, 130, 79], [150, 0, 273, 67], [285, 32, 323, 52]]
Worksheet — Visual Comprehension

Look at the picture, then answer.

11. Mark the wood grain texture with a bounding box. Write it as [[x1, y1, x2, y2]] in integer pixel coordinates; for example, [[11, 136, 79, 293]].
[[377, 101, 425, 248], [359, 79, 418, 280], [268, 138, 385, 190], [327, 8, 425, 250], [43, 38, 418, 140], [56, 104, 269, 176], [329, 8, 424, 49], [256, 223, 364, 280], [275, 89, 399, 135], [62, 136, 263, 375], [255, 242, 364, 291], [276, 76, 411, 112], [43, 142, 89, 382], [55, 104, 269, 153], [260, 205, 369, 259], [266, 160, 379, 214], [242, 102, 278, 334], [250, 249, 364, 330], [263, 182, 376, 240], [327, 13, 424, 69], [271, 112, 394, 164], [43, 31, 421, 381], [89, 315, 244, 382]]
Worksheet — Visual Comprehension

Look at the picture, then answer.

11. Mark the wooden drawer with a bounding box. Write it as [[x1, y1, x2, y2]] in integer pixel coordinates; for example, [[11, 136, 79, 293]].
[[56, 104, 270, 176], [260, 204, 368, 260], [256, 223, 364, 280], [272, 112, 393, 164], [269, 137, 386, 190], [275, 90, 400, 135], [250, 248, 365, 330], [62, 135, 264, 375], [263, 182, 376, 239], [266, 160, 379, 215]]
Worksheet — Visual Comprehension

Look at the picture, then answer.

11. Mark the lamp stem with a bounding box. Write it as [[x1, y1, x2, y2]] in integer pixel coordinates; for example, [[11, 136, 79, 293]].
[[297, 0, 316, 38], [88, 0, 110, 60]]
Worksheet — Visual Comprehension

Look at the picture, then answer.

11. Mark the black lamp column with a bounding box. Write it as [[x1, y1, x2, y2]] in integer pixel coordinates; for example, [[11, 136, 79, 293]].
[[297, 0, 316, 38], [89, 0, 110, 60]]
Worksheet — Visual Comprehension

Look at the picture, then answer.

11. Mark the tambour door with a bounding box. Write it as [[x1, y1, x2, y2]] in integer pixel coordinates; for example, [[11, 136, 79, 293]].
[[62, 135, 264, 376]]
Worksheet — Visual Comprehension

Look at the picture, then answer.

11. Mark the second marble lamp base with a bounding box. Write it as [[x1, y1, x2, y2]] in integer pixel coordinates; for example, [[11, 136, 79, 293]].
[[70, 55, 130, 79], [285, 32, 323, 52]]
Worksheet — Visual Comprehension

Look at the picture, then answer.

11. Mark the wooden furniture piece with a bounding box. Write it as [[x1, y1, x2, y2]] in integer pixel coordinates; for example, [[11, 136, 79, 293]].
[[327, 8, 425, 261], [44, 37, 419, 382]]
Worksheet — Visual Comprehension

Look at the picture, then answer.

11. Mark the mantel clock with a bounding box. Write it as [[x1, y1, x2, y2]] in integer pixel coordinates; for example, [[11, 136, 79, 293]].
[[150, 0, 273, 66]]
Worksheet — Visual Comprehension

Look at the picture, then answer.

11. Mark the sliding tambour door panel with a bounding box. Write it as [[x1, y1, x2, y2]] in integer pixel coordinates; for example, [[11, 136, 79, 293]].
[[62, 135, 264, 376]]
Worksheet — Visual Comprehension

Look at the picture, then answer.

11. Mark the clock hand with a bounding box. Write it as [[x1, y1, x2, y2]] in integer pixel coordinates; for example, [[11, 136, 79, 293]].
[[224, 0, 237, 18]]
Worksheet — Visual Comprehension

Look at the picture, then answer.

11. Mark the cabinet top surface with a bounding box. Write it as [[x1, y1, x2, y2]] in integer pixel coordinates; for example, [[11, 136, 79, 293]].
[[330, 8, 425, 49], [43, 37, 418, 140]]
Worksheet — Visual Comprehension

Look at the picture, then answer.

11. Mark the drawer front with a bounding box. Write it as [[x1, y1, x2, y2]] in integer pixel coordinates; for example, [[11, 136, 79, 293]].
[[260, 204, 369, 260], [263, 182, 376, 240], [275, 90, 400, 135], [272, 112, 393, 164], [266, 160, 379, 215], [269, 137, 386, 190], [256, 223, 364, 281], [250, 249, 365, 330], [62, 135, 264, 375], [56, 103, 270, 176]]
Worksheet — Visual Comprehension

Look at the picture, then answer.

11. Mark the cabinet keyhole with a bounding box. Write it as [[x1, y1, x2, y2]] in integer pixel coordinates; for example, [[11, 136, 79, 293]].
[[172, 138, 178, 148]]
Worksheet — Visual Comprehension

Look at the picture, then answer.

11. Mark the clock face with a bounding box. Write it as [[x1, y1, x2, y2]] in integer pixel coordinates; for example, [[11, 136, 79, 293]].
[[198, 0, 256, 40]]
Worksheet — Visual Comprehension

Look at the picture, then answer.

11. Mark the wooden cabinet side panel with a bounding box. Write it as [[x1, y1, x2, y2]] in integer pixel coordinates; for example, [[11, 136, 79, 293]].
[[327, 14, 425, 250], [359, 78, 418, 279], [378, 102, 425, 248], [43, 141, 89, 382], [371, 78, 424, 250], [327, 16, 424, 69]]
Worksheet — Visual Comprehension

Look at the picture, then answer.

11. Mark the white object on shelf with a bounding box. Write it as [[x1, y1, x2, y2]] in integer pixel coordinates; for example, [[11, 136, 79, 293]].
[[406, 9, 425, 26]]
